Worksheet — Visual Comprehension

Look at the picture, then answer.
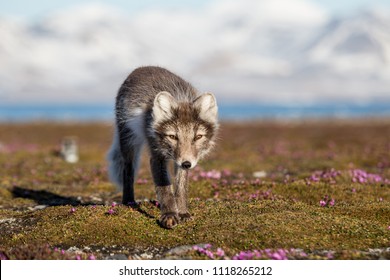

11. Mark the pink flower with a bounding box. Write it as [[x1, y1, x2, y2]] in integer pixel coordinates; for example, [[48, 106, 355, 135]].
[[75, 255, 81, 260], [88, 254, 96, 260], [70, 207, 76, 213], [233, 251, 254, 260], [326, 252, 334, 259], [136, 178, 148, 184], [310, 175, 320, 182], [192, 244, 226, 260], [350, 169, 385, 184], [328, 199, 335, 207], [111, 202, 117, 207], [107, 208, 115, 215], [199, 170, 222, 180], [216, 248, 225, 257], [270, 252, 283, 260], [0, 253, 8, 260], [319, 200, 327, 207], [205, 250, 214, 259]]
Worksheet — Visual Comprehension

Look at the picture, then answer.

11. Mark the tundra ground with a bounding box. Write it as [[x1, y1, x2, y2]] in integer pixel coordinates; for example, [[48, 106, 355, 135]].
[[0, 120, 389, 260]]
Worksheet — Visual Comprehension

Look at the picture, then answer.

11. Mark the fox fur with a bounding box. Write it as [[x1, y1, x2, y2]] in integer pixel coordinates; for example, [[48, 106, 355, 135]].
[[107, 66, 218, 228]]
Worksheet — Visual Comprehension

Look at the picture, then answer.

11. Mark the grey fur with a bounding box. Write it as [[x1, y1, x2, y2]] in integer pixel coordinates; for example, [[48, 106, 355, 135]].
[[107, 66, 218, 229]]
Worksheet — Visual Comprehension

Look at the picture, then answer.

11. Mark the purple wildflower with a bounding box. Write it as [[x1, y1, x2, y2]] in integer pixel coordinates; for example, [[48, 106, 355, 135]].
[[88, 254, 96, 260], [307, 169, 341, 184], [70, 207, 76, 213], [270, 252, 283, 260], [199, 170, 222, 180], [326, 252, 334, 259], [0, 252, 8, 260], [233, 251, 257, 260], [205, 250, 214, 259], [193, 244, 224, 260], [216, 248, 225, 257], [350, 169, 386, 184], [107, 208, 115, 215], [136, 178, 148, 184], [150, 200, 159, 208], [320, 195, 335, 207]]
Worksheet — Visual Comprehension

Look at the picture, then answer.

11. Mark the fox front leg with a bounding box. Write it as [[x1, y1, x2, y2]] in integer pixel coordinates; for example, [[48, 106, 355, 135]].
[[174, 166, 192, 222], [150, 156, 179, 229]]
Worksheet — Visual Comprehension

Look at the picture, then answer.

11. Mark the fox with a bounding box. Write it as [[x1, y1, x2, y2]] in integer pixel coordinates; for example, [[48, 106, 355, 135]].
[[107, 66, 218, 229]]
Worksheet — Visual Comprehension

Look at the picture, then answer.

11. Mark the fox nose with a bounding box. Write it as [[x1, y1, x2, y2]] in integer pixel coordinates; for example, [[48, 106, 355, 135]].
[[181, 161, 192, 169]]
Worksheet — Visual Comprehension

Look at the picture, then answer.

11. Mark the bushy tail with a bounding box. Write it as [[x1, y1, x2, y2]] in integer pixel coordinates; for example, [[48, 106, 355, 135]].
[[107, 132, 123, 190]]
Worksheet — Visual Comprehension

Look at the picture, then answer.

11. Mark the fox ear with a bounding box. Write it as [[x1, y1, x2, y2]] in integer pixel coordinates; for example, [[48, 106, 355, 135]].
[[153, 91, 177, 123], [194, 93, 218, 123]]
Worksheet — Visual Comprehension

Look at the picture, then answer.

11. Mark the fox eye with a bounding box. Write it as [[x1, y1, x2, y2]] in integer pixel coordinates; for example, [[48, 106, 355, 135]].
[[167, 135, 178, 140], [194, 135, 203, 141]]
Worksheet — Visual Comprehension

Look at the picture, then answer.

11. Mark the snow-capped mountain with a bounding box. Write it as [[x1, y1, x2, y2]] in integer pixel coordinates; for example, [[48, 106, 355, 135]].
[[305, 9, 390, 79], [0, 0, 389, 105]]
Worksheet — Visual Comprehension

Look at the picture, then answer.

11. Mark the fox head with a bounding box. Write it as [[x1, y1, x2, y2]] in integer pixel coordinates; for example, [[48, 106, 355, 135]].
[[152, 91, 218, 169]]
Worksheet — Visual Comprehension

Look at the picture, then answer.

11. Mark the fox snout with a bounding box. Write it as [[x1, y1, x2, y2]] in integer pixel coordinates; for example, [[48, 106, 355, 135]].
[[177, 158, 197, 170], [181, 161, 192, 169]]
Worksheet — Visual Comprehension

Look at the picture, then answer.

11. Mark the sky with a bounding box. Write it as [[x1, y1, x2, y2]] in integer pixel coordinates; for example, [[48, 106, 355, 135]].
[[1, 0, 390, 19], [0, 0, 389, 107]]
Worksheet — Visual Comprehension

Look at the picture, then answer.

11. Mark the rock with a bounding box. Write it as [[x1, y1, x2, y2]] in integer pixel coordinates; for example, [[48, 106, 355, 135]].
[[60, 137, 79, 163], [165, 245, 194, 256], [105, 254, 128, 260], [67, 246, 83, 255], [253, 171, 267, 178], [140, 253, 153, 259], [28, 205, 47, 211], [0, 218, 16, 224]]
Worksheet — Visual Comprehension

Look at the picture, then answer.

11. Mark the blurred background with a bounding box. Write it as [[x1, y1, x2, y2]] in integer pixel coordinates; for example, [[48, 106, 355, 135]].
[[0, 0, 390, 121]]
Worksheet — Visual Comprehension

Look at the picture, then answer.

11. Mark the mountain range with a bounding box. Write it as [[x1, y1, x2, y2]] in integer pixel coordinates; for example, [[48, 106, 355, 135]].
[[0, 0, 389, 105]]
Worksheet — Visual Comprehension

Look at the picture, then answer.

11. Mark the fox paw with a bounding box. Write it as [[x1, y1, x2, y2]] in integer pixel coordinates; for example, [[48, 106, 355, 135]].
[[179, 212, 192, 222], [159, 212, 179, 229]]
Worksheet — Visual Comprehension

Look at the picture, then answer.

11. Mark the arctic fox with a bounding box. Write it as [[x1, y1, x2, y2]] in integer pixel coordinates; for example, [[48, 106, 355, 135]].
[[108, 66, 218, 229]]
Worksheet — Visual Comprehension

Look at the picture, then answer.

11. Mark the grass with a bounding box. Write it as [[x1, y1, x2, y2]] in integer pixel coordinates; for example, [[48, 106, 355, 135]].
[[0, 120, 389, 259]]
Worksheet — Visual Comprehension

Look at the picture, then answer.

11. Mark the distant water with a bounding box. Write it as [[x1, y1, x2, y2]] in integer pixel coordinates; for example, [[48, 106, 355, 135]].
[[0, 103, 390, 122]]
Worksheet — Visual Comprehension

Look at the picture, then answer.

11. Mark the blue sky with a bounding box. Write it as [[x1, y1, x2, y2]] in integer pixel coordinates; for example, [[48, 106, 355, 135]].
[[1, 0, 390, 19]]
